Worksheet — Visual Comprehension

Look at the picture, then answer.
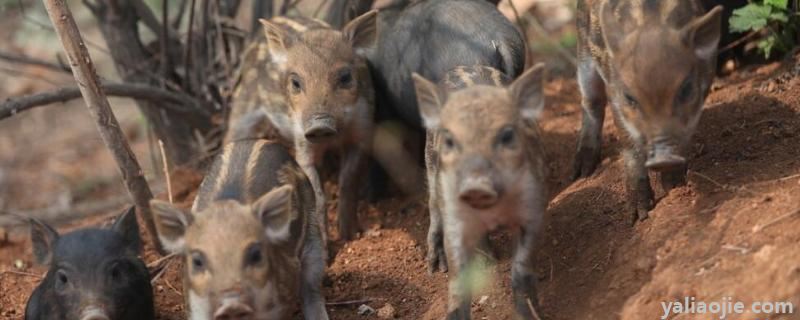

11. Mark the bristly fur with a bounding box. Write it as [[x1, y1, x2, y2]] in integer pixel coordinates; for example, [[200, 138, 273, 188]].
[[415, 64, 548, 319], [574, 0, 722, 223], [151, 140, 328, 320], [224, 12, 377, 243]]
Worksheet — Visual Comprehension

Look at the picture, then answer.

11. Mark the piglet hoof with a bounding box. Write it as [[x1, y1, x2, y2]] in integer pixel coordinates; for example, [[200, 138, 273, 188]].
[[660, 166, 688, 192], [446, 308, 469, 320], [571, 147, 601, 181], [426, 239, 448, 274], [630, 208, 650, 226], [628, 187, 655, 226]]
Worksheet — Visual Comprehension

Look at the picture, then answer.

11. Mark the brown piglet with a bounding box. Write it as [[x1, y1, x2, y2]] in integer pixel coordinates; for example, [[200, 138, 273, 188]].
[[574, 0, 723, 223], [151, 140, 327, 320], [225, 12, 378, 242], [414, 64, 548, 319]]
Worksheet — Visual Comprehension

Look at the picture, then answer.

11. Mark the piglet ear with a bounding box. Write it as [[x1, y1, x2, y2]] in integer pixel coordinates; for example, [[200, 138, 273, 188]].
[[599, 1, 625, 56], [343, 10, 378, 51], [412, 73, 445, 130], [509, 63, 546, 121], [682, 5, 723, 61], [150, 200, 193, 253], [260, 19, 289, 59], [29, 218, 59, 266], [253, 184, 296, 243], [111, 206, 142, 254]]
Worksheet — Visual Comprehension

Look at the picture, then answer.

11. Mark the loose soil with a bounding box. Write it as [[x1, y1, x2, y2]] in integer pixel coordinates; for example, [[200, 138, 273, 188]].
[[1, 15, 799, 320]]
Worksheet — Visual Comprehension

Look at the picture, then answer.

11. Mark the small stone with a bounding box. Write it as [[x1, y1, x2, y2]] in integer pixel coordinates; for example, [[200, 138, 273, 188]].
[[477, 295, 489, 305], [357, 304, 375, 316], [366, 228, 382, 238], [14, 259, 25, 269], [377, 303, 396, 319]]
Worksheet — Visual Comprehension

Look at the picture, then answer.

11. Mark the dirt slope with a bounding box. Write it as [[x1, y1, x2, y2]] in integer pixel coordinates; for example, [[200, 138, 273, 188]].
[[2, 56, 799, 319]]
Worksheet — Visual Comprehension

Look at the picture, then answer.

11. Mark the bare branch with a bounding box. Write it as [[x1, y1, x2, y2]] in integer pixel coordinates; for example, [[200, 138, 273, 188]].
[[87, 0, 213, 166], [161, 0, 170, 89], [252, 0, 274, 33], [0, 196, 130, 228], [312, 0, 330, 18], [132, 0, 167, 39], [41, 0, 165, 254], [219, 0, 243, 18], [0, 65, 62, 86], [172, 0, 190, 29], [0, 82, 208, 121], [184, 0, 198, 91], [0, 50, 71, 73], [524, 13, 577, 67], [280, 0, 304, 16]]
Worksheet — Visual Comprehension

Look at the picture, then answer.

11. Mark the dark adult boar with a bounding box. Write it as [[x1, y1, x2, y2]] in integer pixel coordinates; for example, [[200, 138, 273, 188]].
[[151, 140, 328, 320], [414, 64, 548, 320], [368, 0, 526, 129], [573, 0, 723, 223], [225, 12, 377, 241], [25, 207, 154, 320]]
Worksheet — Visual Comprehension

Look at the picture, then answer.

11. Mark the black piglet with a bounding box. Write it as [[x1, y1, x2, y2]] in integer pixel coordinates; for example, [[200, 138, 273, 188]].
[[25, 207, 154, 320]]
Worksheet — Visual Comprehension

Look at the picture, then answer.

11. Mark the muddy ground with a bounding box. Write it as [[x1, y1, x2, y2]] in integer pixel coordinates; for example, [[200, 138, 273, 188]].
[[2, 4, 800, 320]]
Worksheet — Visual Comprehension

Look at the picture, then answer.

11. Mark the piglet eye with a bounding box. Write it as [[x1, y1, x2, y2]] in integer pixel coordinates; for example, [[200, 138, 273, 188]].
[[110, 264, 121, 280], [55, 270, 69, 291], [288, 73, 303, 94], [337, 68, 353, 88], [244, 243, 263, 266], [623, 92, 639, 109], [498, 127, 515, 147], [443, 134, 456, 150], [676, 78, 694, 105], [190, 251, 206, 272]]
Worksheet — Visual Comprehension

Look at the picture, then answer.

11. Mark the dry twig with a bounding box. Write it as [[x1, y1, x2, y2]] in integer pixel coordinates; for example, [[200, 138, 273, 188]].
[[158, 140, 174, 203], [0, 50, 70, 73], [689, 171, 757, 196], [147, 252, 178, 269], [0, 82, 206, 120], [42, 0, 164, 254], [326, 298, 373, 306], [752, 208, 800, 233], [150, 258, 173, 284], [526, 298, 543, 320], [1, 270, 43, 279], [165, 277, 182, 296]]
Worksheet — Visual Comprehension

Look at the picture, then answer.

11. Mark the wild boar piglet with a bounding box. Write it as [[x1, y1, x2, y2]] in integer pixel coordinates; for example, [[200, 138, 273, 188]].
[[574, 0, 723, 223], [25, 207, 154, 320], [225, 11, 378, 242], [151, 140, 328, 320], [414, 64, 548, 320]]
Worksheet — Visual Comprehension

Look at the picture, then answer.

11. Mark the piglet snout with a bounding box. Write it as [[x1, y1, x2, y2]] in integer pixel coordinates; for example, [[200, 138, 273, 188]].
[[645, 140, 686, 171], [80, 307, 109, 320], [213, 293, 254, 320], [304, 114, 338, 143], [459, 178, 499, 210]]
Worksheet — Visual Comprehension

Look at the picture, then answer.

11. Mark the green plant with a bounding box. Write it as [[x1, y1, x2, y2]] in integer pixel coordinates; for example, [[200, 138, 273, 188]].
[[729, 0, 800, 59]]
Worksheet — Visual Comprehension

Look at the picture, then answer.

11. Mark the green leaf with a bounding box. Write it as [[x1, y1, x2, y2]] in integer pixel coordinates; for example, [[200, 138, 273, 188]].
[[765, 0, 789, 9], [757, 36, 777, 58], [730, 4, 773, 33], [769, 11, 789, 23]]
